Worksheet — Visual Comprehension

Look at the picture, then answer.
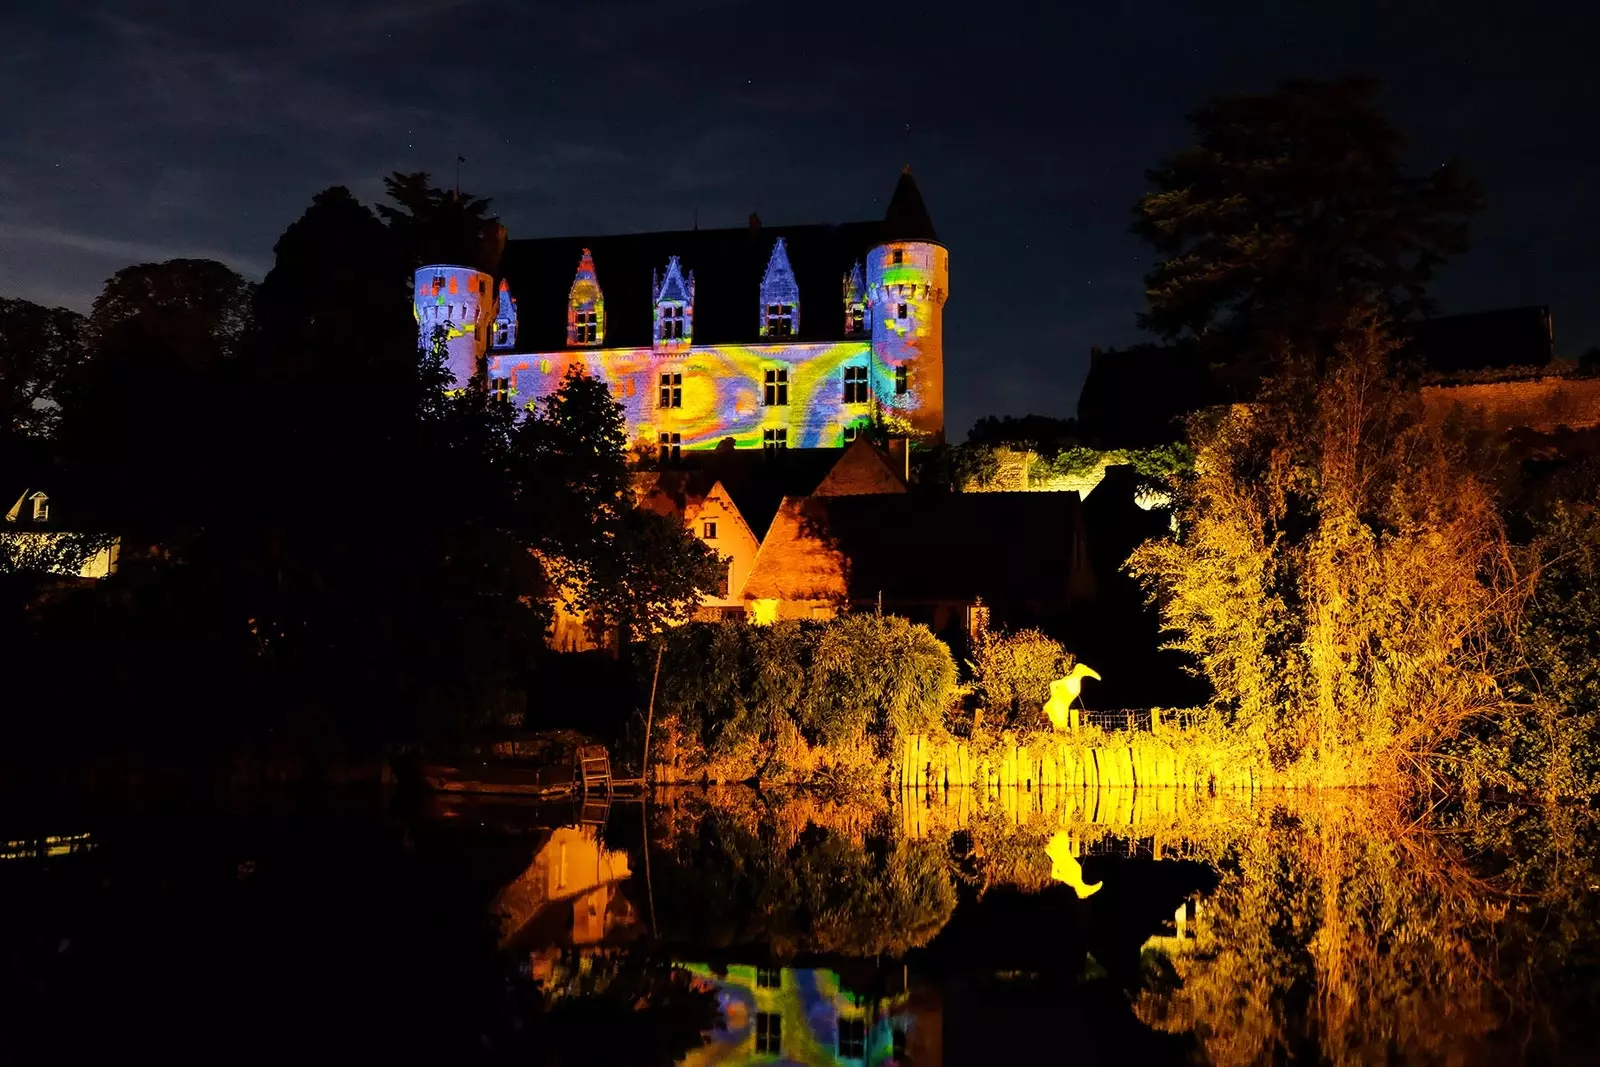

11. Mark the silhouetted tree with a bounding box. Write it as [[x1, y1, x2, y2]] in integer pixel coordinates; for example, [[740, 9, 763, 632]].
[[377, 171, 504, 275], [1135, 76, 1481, 379], [0, 297, 87, 437]]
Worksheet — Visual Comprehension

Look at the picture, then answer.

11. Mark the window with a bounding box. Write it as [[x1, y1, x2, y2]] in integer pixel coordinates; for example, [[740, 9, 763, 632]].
[[765, 303, 795, 336], [660, 304, 685, 340], [763, 367, 789, 406], [892, 249, 903, 264], [755, 1013, 781, 1055], [895, 365, 909, 396], [843, 426, 858, 443], [573, 308, 598, 344], [848, 303, 866, 334], [493, 321, 512, 348], [702, 520, 718, 540], [756, 967, 780, 989], [31, 494, 49, 522], [490, 376, 512, 404], [763, 428, 787, 452], [838, 1018, 866, 1059], [658, 432, 681, 462], [659, 371, 682, 408], [897, 302, 908, 320], [540, 358, 552, 374], [843, 365, 869, 404]]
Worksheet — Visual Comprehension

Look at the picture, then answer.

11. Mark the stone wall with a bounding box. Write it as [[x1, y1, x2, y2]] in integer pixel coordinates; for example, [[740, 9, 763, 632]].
[[1422, 376, 1600, 434]]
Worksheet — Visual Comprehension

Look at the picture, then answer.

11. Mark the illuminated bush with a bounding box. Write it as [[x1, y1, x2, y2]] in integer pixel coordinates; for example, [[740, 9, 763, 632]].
[[966, 626, 1075, 732], [650, 615, 958, 776]]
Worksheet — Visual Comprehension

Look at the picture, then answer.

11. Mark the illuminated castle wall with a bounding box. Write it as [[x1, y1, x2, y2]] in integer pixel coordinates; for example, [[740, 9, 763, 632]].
[[420, 170, 948, 448]]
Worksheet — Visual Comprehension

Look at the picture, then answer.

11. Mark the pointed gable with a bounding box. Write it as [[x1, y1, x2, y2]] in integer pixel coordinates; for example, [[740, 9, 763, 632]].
[[812, 438, 908, 497], [758, 237, 800, 335], [565, 248, 603, 347], [493, 278, 518, 349], [653, 255, 693, 304]]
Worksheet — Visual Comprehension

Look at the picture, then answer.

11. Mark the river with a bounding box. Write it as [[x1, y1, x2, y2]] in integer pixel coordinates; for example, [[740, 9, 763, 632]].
[[1, 785, 1594, 1064]]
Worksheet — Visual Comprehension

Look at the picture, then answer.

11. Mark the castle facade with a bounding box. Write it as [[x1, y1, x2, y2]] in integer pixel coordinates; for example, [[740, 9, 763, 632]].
[[413, 170, 948, 450]]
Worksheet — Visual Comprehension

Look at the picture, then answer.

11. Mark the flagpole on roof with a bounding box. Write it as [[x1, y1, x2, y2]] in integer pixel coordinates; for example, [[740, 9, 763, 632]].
[[455, 154, 466, 198]]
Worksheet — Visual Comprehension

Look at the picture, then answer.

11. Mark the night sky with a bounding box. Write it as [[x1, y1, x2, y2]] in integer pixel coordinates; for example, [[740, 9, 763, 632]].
[[4, 1, 1597, 437]]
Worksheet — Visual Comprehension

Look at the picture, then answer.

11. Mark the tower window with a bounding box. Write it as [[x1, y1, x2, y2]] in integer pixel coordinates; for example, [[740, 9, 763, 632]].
[[755, 1013, 781, 1055], [838, 1018, 866, 1059], [764, 303, 795, 336], [573, 309, 598, 344], [660, 304, 685, 340], [702, 520, 717, 540], [763, 367, 789, 406], [490, 376, 512, 404], [658, 371, 682, 408], [843, 365, 869, 404], [895, 365, 909, 396], [848, 303, 866, 334], [763, 428, 787, 451], [892, 249, 903, 264], [658, 432, 681, 461], [756, 967, 780, 988], [897, 303, 908, 320]]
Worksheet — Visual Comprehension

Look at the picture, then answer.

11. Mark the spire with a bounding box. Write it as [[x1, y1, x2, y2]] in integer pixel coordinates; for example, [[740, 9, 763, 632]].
[[882, 166, 938, 243]]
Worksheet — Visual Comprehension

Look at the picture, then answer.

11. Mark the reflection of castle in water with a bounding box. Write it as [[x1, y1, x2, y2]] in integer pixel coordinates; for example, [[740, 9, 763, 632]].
[[678, 962, 940, 1067]]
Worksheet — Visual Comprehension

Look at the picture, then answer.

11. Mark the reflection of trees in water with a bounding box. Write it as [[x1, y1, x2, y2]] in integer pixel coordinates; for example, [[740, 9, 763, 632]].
[[1136, 794, 1600, 1065], [652, 791, 957, 958]]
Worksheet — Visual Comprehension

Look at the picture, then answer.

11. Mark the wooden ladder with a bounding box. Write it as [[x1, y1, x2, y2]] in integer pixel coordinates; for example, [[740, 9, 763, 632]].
[[577, 745, 612, 797]]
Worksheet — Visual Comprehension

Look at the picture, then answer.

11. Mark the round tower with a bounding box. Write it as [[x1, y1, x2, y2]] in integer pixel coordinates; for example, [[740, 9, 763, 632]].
[[868, 168, 947, 441], [414, 264, 494, 389]]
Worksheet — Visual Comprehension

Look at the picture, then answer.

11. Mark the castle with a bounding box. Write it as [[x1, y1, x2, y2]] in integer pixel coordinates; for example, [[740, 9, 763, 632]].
[[413, 170, 948, 451]]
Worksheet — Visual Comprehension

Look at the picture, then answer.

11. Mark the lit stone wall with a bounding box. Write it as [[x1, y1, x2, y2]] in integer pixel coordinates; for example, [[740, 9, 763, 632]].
[[868, 241, 948, 440], [414, 265, 494, 387], [489, 341, 875, 450], [1422, 376, 1600, 434]]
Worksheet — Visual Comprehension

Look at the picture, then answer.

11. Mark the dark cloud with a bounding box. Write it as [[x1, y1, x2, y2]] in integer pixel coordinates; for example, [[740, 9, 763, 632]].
[[3, 0, 1597, 434]]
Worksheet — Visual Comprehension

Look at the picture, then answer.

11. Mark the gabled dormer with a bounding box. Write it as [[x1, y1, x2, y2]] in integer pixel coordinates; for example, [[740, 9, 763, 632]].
[[565, 248, 604, 347], [758, 237, 799, 338], [653, 255, 694, 348], [842, 260, 868, 336], [492, 279, 518, 349]]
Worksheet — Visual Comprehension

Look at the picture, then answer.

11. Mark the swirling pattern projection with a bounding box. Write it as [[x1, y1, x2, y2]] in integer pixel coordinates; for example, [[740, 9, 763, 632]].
[[679, 963, 916, 1066], [489, 341, 881, 450]]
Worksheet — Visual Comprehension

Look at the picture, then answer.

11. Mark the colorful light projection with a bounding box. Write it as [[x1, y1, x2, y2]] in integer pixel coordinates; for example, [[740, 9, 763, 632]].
[[492, 279, 518, 349], [758, 238, 800, 337], [842, 260, 869, 335], [678, 963, 917, 1066], [867, 241, 948, 439], [489, 340, 875, 449], [414, 264, 494, 387], [565, 248, 603, 347], [653, 255, 695, 348]]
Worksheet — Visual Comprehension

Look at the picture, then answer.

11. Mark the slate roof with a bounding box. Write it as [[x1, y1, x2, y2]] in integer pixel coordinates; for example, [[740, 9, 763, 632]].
[[496, 171, 938, 351], [1405, 306, 1555, 374], [744, 491, 1096, 609]]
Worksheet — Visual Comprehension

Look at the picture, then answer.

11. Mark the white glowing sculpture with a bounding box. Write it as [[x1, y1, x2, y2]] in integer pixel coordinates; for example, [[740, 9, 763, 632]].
[[1044, 663, 1102, 731]]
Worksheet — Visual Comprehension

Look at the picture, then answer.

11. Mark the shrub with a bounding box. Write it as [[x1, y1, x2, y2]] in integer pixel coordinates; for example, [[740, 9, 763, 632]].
[[967, 626, 1075, 731]]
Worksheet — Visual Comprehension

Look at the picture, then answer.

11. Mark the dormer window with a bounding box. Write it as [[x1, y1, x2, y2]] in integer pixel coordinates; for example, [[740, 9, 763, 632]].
[[842, 261, 868, 335], [565, 249, 603, 347], [764, 304, 795, 337], [758, 238, 800, 338], [661, 305, 686, 340], [843, 365, 869, 404], [31, 493, 49, 523], [653, 256, 695, 346], [573, 309, 598, 344]]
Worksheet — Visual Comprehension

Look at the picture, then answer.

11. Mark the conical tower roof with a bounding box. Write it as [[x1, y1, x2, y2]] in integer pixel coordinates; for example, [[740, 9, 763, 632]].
[[882, 166, 939, 243]]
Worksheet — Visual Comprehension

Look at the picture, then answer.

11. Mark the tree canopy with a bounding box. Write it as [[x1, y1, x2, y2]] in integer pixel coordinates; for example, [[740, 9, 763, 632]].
[[1135, 77, 1481, 373]]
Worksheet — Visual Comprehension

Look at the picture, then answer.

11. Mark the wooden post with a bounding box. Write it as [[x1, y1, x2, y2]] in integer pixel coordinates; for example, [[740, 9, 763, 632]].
[[641, 641, 664, 784]]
